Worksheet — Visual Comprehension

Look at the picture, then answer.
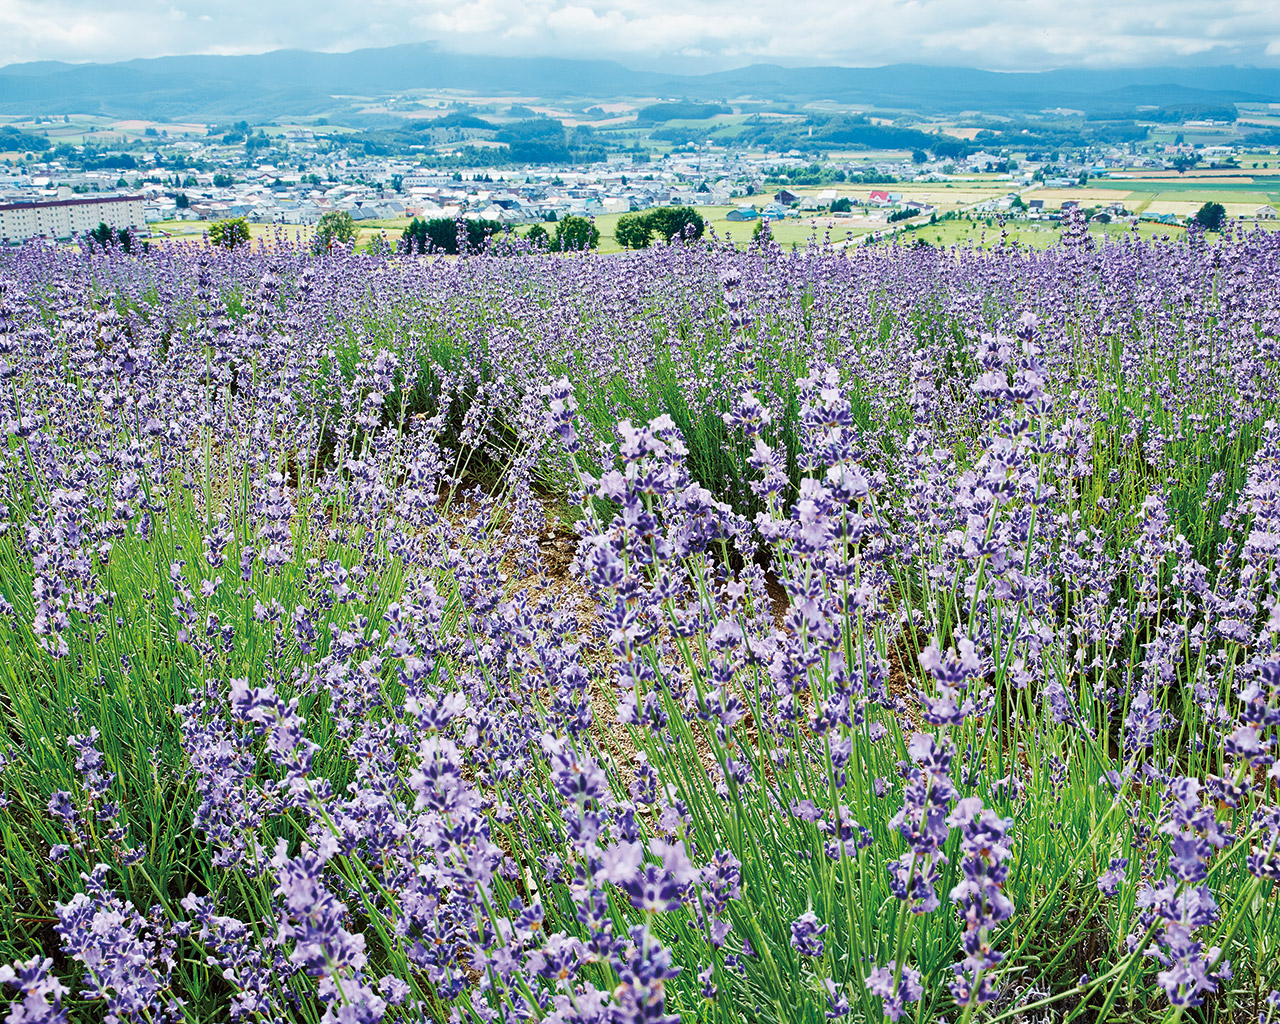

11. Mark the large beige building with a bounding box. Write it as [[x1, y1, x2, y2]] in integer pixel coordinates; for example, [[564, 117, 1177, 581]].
[[0, 195, 146, 245]]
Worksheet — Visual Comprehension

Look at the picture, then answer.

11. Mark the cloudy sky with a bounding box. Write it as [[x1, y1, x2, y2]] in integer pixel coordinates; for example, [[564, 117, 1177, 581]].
[[2, 0, 1279, 71]]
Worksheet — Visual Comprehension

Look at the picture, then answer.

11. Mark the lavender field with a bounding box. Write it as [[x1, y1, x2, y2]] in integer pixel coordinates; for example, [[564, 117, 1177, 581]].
[[0, 219, 1278, 1023]]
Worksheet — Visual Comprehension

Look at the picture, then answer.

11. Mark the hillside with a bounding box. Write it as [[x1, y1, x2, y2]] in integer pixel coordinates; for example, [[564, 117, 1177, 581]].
[[2, 44, 1279, 118]]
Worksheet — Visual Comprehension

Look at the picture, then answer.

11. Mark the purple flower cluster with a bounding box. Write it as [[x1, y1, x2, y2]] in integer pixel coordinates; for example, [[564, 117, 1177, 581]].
[[0, 221, 1278, 1021], [55, 865, 184, 1022], [0, 957, 66, 1024]]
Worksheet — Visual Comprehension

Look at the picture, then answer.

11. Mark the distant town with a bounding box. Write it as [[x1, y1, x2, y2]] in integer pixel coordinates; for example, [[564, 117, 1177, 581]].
[[3, 96, 1279, 248]]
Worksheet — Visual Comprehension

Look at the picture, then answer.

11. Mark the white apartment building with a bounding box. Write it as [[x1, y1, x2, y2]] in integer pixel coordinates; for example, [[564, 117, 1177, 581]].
[[0, 195, 146, 245]]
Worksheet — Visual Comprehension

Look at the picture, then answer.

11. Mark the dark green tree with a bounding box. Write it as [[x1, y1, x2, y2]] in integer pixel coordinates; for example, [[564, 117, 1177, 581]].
[[1194, 202, 1227, 231], [175, 193, 189, 209], [830, 197, 852, 213], [87, 222, 132, 253], [643, 206, 705, 243], [402, 217, 445, 253], [208, 216, 250, 249], [314, 210, 358, 253], [614, 212, 653, 249], [552, 215, 600, 252], [401, 217, 502, 255], [524, 223, 549, 248]]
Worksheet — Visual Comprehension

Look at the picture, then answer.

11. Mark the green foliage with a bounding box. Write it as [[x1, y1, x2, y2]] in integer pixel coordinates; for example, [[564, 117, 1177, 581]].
[[552, 215, 600, 252], [494, 118, 571, 164], [768, 162, 896, 186], [495, 118, 563, 144], [313, 210, 358, 253], [635, 101, 732, 123], [434, 112, 496, 129], [75, 149, 137, 171], [86, 222, 133, 253], [400, 216, 503, 255], [1195, 201, 1227, 231], [0, 126, 50, 151], [641, 207, 705, 244], [211, 172, 234, 187], [830, 197, 852, 213], [175, 192, 189, 209], [614, 212, 652, 250], [1142, 102, 1237, 123], [747, 116, 972, 158], [524, 223, 549, 248], [207, 216, 250, 249], [362, 232, 393, 257]]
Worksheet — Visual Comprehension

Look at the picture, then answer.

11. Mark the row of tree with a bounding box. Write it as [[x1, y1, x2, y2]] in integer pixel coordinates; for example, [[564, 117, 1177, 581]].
[[85, 222, 135, 252], [186, 211, 605, 255], [613, 207, 706, 249], [401, 215, 601, 254], [525, 216, 600, 252], [401, 216, 504, 254]]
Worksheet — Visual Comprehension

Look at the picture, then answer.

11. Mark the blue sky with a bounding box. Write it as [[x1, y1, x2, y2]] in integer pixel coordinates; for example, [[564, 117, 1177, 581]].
[[1, 0, 1278, 70]]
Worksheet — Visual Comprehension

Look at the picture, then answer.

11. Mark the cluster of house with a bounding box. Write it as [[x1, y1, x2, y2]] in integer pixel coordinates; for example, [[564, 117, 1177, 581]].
[[1, 130, 1016, 245], [719, 188, 938, 223], [4, 128, 1273, 245], [1134, 205, 1277, 225], [969, 194, 1084, 218], [0, 153, 774, 242], [156, 169, 756, 228], [0, 144, 954, 244]]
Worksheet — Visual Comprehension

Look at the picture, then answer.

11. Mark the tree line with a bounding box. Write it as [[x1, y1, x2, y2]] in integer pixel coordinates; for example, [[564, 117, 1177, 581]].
[[613, 208, 706, 249]]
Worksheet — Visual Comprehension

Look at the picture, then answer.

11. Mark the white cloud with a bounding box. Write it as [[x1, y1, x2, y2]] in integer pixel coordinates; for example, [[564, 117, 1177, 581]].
[[0, 0, 1277, 69]]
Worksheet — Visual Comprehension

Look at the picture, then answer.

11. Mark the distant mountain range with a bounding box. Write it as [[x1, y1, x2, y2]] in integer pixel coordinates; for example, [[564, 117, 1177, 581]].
[[2, 44, 1279, 120]]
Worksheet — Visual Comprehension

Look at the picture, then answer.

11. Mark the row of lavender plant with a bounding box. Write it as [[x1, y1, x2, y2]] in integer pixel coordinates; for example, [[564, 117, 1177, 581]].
[[0, 219, 1277, 1023]]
